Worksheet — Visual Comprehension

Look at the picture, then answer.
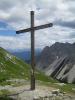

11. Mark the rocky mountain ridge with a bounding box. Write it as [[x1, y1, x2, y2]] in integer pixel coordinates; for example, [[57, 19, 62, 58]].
[[37, 42, 75, 83]]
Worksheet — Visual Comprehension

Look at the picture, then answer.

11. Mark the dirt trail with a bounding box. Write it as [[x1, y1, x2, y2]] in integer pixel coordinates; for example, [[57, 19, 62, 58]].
[[7, 84, 56, 99], [7, 84, 75, 100]]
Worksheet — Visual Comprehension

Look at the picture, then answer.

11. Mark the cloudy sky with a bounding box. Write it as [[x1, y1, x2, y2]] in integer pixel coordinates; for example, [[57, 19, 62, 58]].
[[0, 0, 75, 51]]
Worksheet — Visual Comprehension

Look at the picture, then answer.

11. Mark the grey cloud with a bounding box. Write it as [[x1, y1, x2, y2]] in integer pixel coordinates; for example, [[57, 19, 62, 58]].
[[6, 14, 25, 23], [54, 19, 75, 29], [64, 0, 75, 2], [0, 0, 30, 13], [0, 0, 17, 11], [0, 0, 75, 49], [63, 0, 75, 13], [69, 32, 75, 38]]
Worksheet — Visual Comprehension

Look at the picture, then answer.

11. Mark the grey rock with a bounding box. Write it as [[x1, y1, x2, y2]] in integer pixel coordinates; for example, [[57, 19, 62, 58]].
[[36, 42, 75, 83]]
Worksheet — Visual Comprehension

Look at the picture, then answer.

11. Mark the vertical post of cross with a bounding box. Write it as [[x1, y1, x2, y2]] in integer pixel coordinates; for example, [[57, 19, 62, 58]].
[[31, 11, 35, 90]]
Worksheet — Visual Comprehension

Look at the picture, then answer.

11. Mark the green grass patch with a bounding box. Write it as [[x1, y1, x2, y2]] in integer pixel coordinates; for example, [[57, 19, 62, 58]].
[[0, 89, 12, 96], [0, 96, 14, 100]]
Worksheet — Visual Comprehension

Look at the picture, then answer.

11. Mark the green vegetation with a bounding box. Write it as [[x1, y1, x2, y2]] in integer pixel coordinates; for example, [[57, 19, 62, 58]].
[[0, 47, 58, 85], [59, 84, 75, 94], [0, 96, 13, 100], [0, 47, 30, 82], [35, 70, 58, 83], [0, 47, 74, 95], [0, 89, 11, 96], [40, 81, 75, 94]]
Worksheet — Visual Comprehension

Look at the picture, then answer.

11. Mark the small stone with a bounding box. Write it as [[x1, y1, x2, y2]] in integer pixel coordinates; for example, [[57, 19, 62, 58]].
[[52, 89, 60, 96], [58, 93, 63, 96]]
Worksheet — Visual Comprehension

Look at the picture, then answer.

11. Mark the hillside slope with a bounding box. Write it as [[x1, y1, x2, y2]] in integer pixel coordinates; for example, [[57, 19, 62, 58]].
[[0, 47, 57, 84], [0, 47, 30, 81]]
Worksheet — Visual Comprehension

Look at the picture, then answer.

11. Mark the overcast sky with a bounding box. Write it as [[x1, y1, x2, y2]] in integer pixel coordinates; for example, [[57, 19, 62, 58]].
[[0, 0, 75, 51]]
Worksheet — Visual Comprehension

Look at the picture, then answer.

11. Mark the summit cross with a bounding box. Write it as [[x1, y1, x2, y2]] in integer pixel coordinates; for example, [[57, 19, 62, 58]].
[[16, 11, 53, 90]]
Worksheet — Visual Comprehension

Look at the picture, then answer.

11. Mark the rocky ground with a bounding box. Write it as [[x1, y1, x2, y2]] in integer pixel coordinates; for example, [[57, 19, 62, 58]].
[[0, 84, 74, 100], [0, 79, 75, 100]]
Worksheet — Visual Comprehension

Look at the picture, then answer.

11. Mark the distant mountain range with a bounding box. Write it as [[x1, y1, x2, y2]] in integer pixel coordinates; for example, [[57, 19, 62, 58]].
[[36, 42, 75, 83], [9, 49, 41, 63]]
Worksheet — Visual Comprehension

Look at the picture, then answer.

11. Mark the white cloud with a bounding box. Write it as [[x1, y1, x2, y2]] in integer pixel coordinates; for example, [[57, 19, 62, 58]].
[[0, 0, 75, 50], [0, 34, 30, 50]]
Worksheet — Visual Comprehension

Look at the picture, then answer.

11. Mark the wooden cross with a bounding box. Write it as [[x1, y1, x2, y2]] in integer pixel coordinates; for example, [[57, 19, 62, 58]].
[[16, 11, 53, 90]]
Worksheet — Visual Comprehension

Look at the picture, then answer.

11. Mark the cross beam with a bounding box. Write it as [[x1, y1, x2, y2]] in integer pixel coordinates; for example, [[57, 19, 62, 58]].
[[16, 23, 53, 34], [16, 11, 53, 90]]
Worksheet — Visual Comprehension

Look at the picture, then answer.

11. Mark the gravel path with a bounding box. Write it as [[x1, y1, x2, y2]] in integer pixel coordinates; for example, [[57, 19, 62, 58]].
[[5, 85, 75, 100], [0, 83, 75, 100]]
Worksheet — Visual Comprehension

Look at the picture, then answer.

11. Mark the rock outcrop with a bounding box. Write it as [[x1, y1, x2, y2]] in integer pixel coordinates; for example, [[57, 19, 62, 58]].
[[36, 42, 75, 83]]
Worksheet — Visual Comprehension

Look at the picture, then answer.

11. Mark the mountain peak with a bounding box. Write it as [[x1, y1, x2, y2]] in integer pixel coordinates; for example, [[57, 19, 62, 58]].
[[43, 46, 50, 50], [37, 42, 75, 83]]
